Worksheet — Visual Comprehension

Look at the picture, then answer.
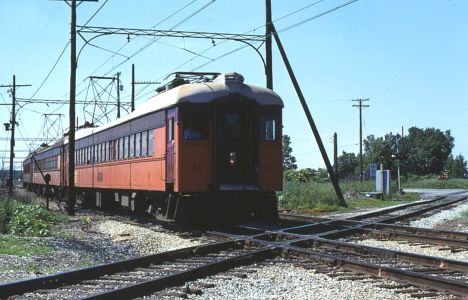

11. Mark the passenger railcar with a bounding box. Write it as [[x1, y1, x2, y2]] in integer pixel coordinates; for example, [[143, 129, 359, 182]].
[[23, 72, 283, 222]]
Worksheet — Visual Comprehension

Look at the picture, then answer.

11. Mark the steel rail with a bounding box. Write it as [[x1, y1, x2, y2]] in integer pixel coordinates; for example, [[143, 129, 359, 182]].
[[346, 196, 445, 221], [285, 245, 468, 297], [83, 247, 275, 299], [380, 196, 467, 224], [359, 228, 468, 249], [0, 240, 245, 298], [291, 237, 468, 273], [367, 223, 468, 240]]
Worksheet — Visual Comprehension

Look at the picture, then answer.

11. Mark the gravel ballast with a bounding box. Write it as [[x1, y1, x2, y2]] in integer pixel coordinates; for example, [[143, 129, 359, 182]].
[[173, 263, 448, 300], [93, 220, 201, 255], [410, 201, 468, 231]]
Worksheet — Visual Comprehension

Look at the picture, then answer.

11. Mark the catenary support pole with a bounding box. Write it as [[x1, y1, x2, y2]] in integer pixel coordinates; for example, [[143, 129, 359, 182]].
[[68, 0, 77, 216], [271, 24, 346, 206], [265, 0, 273, 90], [116, 72, 121, 118], [131, 64, 135, 112]]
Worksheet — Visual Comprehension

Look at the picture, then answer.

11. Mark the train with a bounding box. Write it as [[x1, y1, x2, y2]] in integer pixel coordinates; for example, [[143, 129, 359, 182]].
[[22, 72, 283, 223]]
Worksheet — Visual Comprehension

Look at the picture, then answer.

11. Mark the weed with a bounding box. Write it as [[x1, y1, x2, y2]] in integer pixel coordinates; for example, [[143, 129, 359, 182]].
[[80, 216, 93, 227], [459, 210, 468, 219], [0, 236, 51, 256]]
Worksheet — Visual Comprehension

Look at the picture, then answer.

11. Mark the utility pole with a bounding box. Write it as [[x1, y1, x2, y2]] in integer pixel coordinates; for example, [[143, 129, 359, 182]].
[[352, 98, 369, 182], [63, 0, 97, 216], [1, 75, 31, 195], [131, 64, 135, 112], [68, 0, 77, 215], [116, 72, 121, 118], [265, 0, 273, 90], [333, 132, 338, 178]]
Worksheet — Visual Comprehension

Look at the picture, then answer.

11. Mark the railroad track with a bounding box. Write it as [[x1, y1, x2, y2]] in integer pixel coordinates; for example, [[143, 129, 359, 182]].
[[2, 192, 467, 299]]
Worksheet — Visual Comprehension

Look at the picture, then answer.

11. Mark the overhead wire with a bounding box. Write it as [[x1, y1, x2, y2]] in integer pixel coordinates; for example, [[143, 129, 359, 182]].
[[59, 0, 205, 113], [190, 0, 359, 73]]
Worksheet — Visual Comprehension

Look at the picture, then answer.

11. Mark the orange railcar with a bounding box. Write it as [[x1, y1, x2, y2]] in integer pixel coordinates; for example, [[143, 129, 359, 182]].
[[23, 72, 283, 222]]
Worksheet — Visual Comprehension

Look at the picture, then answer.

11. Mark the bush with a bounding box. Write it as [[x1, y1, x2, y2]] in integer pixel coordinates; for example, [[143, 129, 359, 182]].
[[0, 197, 61, 237], [0, 197, 14, 234]]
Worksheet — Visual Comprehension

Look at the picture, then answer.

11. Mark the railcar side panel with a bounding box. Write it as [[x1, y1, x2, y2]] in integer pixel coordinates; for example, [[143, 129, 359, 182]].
[[75, 166, 94, 188], [258, 141, 283, 191], [130, 159, 166, 191], [178, 140, 212, 192]]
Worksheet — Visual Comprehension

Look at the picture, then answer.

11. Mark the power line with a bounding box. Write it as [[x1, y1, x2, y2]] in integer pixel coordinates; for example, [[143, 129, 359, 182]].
[[82, 0, 110, 26], [28, 41, 70, 100]]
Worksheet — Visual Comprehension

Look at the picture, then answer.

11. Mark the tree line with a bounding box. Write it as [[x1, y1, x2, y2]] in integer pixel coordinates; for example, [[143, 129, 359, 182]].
[[283, 126, 467, 181]]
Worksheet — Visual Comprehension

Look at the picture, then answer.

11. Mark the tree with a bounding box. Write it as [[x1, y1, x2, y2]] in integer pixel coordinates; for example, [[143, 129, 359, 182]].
[[363, 133, 399, 177], [337, 151, 359, 179], [403, 127, 454, 175], [282, 135, 297, 170], [445, 154, 467, 178]]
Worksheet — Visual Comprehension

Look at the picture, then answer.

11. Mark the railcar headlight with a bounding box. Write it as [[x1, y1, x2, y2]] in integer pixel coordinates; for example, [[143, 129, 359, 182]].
[[229, 151, 237, 165]]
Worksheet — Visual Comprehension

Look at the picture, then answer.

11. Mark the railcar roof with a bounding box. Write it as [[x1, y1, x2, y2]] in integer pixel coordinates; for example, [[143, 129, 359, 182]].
[[68, 72, 283, 142]]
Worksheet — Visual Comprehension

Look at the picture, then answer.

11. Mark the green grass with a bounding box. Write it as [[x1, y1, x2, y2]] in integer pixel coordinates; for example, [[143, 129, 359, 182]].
[[459, 210, 468, 220], [278, 180, 421, 213], [0, 235, 51, 256], [403, 178, 468, 189]]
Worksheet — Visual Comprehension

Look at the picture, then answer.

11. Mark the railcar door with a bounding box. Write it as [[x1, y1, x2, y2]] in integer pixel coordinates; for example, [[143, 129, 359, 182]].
[[166, 109, 176, 186], [215, 97, 257, 188]]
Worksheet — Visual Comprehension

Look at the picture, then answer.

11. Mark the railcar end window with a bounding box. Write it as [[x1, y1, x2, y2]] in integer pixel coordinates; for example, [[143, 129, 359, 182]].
[[183, 116, 208, 140], [167, 118, 174, 142], [225, 114, 241, 139], [259, 116, 276, 141]]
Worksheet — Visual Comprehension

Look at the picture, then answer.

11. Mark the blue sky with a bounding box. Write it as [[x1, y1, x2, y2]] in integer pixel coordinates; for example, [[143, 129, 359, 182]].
[[1, 0, 467, 170]]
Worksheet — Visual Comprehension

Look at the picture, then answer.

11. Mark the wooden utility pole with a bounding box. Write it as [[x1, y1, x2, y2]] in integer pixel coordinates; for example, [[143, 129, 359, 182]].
[[0, 76, 31, 195], [271, 24, 346, 207], [265, 0, 273, 90], [116, 72, 121, 118], [131, 64, 135, 112], [68, 0, 77, 215], [352, 98, 369, 182]]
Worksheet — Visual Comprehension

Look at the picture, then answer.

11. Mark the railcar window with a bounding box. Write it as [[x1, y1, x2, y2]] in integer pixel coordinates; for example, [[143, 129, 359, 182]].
[[99, 144, 102, 162], [141, 131, 147, 158], [108, 142, 110, 161], [129, 135, 134, 159], [123, 136, 127, 159], [95, 145, 98, 164], [259, 117, 276, 141], [183, 117, 208, 140], [135, 133, 141, 158], [115, 139, 119, 161], [119, 137, 123, 160], [148, 130, 153, 157], [167, 118, 174, 142], [87, 147, 91, 164], [224, 114, 241, 139]]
